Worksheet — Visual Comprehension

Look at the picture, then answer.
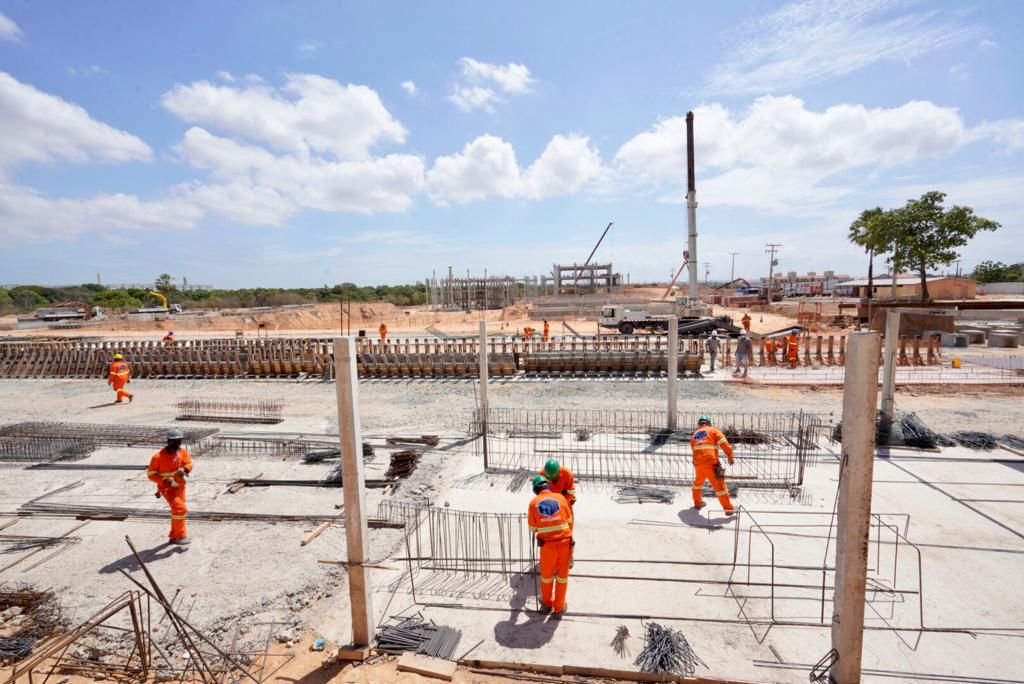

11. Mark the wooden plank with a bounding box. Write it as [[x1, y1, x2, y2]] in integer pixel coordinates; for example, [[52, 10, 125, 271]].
[[396, 652, 456, 681], [301, 521, 332, 546]]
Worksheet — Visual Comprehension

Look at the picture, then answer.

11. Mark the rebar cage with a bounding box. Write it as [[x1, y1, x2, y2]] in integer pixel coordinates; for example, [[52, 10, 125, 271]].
[[472, 408, 832, 489]]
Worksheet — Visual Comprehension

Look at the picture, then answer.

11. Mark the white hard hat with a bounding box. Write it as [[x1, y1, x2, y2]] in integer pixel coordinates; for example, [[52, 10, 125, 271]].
[[167, 428, 185, 441], [711, 330, 718, 337]]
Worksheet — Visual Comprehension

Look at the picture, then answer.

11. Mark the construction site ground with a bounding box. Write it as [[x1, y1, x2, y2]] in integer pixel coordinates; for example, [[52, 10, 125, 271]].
[[2, 369, 1023, 683]]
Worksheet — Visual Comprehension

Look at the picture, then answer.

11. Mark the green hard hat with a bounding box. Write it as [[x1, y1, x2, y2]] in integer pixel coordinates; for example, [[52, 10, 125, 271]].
[[532, 475, 549, 490], [697, 415, 712, 426], [543, 459, 560, 479]]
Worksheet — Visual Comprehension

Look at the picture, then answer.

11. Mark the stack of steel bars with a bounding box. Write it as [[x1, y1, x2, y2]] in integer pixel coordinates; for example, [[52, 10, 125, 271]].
[[615, 485, 675, 504], [375, 615, 462, 659], [175, 398, 284, 424], [0, 422, 217, 447], [0, 437, 94, 464]]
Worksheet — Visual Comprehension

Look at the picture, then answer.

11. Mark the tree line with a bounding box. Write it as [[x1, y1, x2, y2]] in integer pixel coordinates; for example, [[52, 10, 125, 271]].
[[0, 280, 429, 314]]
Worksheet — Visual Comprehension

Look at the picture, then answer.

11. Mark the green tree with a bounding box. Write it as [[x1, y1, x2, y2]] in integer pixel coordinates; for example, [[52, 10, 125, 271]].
[[154, 273, 175, 291], [972, 260, 1022, 283], [847, 207, 894, 302], [91, 290, 143, 311], [849, 192, 1000, 301]]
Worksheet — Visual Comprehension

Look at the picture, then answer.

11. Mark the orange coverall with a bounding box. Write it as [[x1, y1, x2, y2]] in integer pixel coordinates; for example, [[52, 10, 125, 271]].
[[785, 334, 800, 366], [538, 465, 576, 506], [379, 324, 388, 342], [689, 426, 735, 512], [741, 314, 752, 332], [147, 447, 193, 541], [107, 360, 133, 403], [162, 333, 175, 346], [523, 327, 534, 340], [528, 490, 574, 613], [542, 322, 550, 342]]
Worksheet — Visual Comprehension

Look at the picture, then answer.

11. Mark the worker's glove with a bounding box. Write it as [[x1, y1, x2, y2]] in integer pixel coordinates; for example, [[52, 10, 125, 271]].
[[536, 538, 545, 548], [163, 477, 174, 488], [728, 458, 735, 466], [570, 539, 576, 548], [176, 468, 188, 478], [714, 464, 725, 480], [154, 490, 162, 499]]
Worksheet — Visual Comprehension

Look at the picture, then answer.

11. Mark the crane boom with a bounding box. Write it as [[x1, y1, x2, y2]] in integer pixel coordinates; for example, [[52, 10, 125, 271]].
[[147, 290, 168, 309]]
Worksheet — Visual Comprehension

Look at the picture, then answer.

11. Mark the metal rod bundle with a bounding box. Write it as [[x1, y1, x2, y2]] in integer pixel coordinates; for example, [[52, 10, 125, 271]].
[[0, 422, 216, 447], [176, 398, 284, 424], [375, 616, 462, 659], [615, 485, 676, 504], [633, 621, 706, 676], [0, 437, 94, 463]]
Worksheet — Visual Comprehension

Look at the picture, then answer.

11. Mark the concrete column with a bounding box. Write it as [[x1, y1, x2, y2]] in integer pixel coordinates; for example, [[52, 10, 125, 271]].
[[880, 310, 900, 419], [667, 317, 678, 429], [831, 331, 881, 684], [479, 321, 490, 470], [334, 338, 374, 646]]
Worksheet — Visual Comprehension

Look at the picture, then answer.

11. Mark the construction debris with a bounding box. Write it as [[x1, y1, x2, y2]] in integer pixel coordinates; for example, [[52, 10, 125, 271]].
[[947, 431, 999, 450], [386, 435, 441, 447], [900, 413, 940, 449], [301, 442, 374, 463], [375, 615, 462, 660], [1001, 434, 1024, 450], [176, 398, 284, 424], [633, 621, 706, 677], [386, 449, 423, 479], [615, 485, 675, 504]]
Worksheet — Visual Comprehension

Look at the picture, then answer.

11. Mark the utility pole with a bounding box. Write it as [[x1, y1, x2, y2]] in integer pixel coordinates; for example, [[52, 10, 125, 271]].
[[703, 262, 711, 284], [685, 112, 699, 302], [765, 243, 781, 302], [729, 252, 739, 281]]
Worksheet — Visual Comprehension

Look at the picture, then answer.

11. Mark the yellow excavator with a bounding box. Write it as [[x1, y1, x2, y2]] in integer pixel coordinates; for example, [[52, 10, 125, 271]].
[[138, 290, 182, 314]]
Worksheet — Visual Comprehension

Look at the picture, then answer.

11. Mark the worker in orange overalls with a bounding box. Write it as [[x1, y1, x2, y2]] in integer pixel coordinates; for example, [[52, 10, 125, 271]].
[[523, 326, 535, 340], [107, 353, 133, 404], [147, 428, 193, 545], [378, 322, 388, 342], [528, 475, 573, 616], [540, 458, 576, 506], [741, 313, 752, 332], [542, 320, 550, 343], [689, 415, 735, 514], [162, 331, 175, 346], [785, 329, 800, 368]]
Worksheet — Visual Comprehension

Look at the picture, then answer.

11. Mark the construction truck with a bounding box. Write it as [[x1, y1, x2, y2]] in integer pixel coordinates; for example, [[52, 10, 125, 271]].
[[599, 298, 733, 335], [137, 290, 182, 315]]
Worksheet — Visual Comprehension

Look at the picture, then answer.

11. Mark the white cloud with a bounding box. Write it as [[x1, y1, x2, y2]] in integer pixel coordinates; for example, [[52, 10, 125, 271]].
[[161, 74, 407, 160], [458, 57, 533, 94], [400, 80, 417, 97], [0, 71, 152, 167], [977, 38, 998, 53], [705, 0, 983, 95], [216, 70, 235, 82], [427, 133, 601, 204], [948, 63, 968, 80], [297, 40, 322, 58], [448, 57, 534, 112], [974, 119, 1024, 151], [612, 97, 977, 212], [67, 65, 108, 78], [175, 126, 425, 217], [0, 180, 201, 242], [0, 12, 22, 42], [449, 85, 502, 113]]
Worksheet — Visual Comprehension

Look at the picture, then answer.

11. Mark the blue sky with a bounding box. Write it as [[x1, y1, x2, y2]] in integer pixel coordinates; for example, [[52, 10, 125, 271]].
[[1, 0, 1022, 288]]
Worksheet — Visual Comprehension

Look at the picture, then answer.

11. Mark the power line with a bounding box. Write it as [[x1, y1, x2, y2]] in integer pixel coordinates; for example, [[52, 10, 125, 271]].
[[765, 244, 781, 302]]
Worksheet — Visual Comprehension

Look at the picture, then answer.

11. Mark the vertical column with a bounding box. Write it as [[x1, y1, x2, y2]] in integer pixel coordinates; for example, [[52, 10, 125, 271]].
[[831, 331, 881, 684], [334, 338, 374, 645], [479, 321, 489, 470], [667, 317, 678, 429], [880, 311, 900, 419]]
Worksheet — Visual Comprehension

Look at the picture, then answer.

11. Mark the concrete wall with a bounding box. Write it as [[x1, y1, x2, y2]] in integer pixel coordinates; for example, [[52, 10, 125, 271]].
[[979, 282, 1024, 295]]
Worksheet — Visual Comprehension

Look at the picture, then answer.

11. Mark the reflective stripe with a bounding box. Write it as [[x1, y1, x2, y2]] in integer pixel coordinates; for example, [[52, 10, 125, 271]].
[[692, 485, 703, 489], [528, 526, 538, 533], [157, 471, 179, 476], [565, 489, 576, 496], [693, 445, 717, 452], [535, 523, 570, 534], [715, 490, 729, 497], [555, 577, 568, 584], [170, 514, 187, 520], [717, 438, 728, 446], [540, 577, 554, 584], [146, 470, 157, 475]]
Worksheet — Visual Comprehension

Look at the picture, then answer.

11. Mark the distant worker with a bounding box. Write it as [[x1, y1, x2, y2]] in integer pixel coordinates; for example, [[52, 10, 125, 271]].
[[543, 320, 550, 343], [734, 331, 753, 378], [528, 475, 573, 616], [540, 458, 576, 506], [107, 353, 133, 404], [741, 313, 752, 332], [162, 331, 175, 346], [379, 322, 388, 342], [689, 415, 735, 515], [523, 326, 535, 340], [147, 428, 193, 545], [706, 330, 720, 372], [785, 329, 800, 368]]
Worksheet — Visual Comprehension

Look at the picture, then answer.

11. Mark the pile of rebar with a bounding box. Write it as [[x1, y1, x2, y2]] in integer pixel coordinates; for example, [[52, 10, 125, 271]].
[[615, 485, 675, 504], [611, 625, 630, 658], [0, 637, 35, 663], [832, 411, 892, 446], [375, 615, 462, 659], [191, 431, 341, 460], [0, 436, 94, 463], [946, 431, 999, 450], [0, 422, 216, 447], [301, 442, 374, 463], [386, 435, 441, 447], [633, 622, 706, 676], [176, 398, 284, 424], [899, 413, 939, 449], [386, 449, 423, 478], [1001, 434, 1024, 450]]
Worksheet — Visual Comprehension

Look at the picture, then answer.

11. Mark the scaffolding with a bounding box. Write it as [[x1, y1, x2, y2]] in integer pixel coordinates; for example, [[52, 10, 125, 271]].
[[553, 262, 623, 295], [426, 272, 545, 311], [472, 409, 830, 489]]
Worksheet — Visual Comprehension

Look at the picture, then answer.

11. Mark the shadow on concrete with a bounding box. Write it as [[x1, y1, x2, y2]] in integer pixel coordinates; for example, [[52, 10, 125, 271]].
[[677, 507, 734, 529], [86, 401, 120, 410], [98, 541, 185, 574], [493, 570, 561, 649]]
